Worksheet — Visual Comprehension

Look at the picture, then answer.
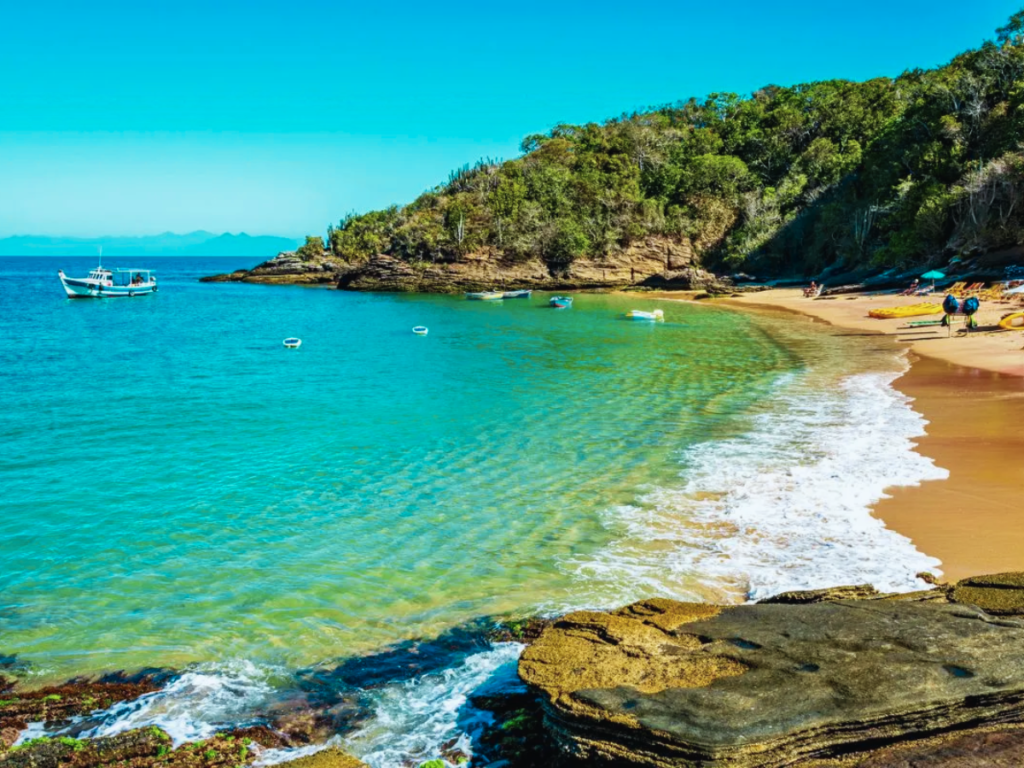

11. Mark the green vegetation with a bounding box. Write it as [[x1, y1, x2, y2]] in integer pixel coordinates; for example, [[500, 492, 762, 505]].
[[58, 736, 86, 751], [418, 761, 446, 768], [315, 10, 1024, 277]]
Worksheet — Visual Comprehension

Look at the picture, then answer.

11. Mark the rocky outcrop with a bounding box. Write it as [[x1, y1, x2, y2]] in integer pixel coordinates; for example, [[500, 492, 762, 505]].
[[202, 236, 727, 293], [520, 593, 1024, 767], [638, 266, 733, 293], [339, 237, 702, 293], [200, 251, 341, 285]]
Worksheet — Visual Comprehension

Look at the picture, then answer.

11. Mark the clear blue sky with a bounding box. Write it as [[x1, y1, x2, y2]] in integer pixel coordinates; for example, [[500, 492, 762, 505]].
[[0, 0, 1019, 238]]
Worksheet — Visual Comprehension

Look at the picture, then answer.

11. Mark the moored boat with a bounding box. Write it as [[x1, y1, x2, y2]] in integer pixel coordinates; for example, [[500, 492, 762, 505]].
[[465, 291, 504, 301], [502, 289, 532, 299], [549, 296, 573, 308], [283, 337, 302, 348], [412, 326, 429, 335], [626, 309, 665, 321], [58, 266, 157, 298]]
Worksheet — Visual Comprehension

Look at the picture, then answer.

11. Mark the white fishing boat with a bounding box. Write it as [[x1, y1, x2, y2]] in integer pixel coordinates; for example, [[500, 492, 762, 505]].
[[58, 266, 157, 298], [283, 337, 302, 348], [412, 326, 429, 335], [502, 289, 532, 299]]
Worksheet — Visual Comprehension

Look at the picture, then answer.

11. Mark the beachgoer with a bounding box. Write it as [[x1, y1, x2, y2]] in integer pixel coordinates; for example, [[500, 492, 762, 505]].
[[900, 279, 920, 296], [803, 281, 818, 297]]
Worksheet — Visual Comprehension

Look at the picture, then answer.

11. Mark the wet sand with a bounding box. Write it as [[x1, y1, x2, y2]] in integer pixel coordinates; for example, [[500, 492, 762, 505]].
[[716, 289, 1024, 581], [881, 355, 1024, 581]]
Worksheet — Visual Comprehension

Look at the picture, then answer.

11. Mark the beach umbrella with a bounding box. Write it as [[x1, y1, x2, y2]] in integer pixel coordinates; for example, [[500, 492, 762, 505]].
[[921, 269, 946, 291]]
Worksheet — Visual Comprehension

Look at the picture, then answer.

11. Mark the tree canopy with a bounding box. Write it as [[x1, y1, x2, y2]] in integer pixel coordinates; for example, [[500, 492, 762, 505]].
[[316, 11, 1024, 276]]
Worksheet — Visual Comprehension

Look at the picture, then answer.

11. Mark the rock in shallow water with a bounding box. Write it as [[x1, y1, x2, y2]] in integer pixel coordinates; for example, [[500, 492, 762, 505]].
[[519, 598, 1024, 767]]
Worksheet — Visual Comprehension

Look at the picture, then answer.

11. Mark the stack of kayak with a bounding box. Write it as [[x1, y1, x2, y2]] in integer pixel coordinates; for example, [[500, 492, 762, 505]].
[[867, 303, 943, 319]]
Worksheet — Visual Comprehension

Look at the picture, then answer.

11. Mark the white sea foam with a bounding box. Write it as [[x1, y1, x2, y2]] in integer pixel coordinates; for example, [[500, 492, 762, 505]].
[[70, 660, 278, 746], [342, 642, 524, 768], [565, 366, 949, 605]]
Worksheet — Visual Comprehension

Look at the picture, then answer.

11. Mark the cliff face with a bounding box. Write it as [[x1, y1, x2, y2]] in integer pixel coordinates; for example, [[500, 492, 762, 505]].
[[201, 236, 731, 293]]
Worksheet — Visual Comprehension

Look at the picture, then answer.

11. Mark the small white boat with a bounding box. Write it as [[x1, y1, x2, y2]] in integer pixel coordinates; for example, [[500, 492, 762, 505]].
[[502, 289, 532, 299], [283, 338, 302, 348], [626, 309, 664, 321], [412, 326, 429, 335], [59, 266, 157, 298], [466, 291, 504, 301]]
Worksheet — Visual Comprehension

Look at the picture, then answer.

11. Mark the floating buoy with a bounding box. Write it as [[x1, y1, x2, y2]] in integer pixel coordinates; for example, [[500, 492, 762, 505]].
[[412, 326, 429, 335], [283, 337, 302, 348]]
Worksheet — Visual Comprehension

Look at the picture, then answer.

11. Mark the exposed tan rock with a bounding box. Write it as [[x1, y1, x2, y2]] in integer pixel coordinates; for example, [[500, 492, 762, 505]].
[[520, 597, 1024, 767], [277, 746, 368, 767], [951, 573, 1024, 616]]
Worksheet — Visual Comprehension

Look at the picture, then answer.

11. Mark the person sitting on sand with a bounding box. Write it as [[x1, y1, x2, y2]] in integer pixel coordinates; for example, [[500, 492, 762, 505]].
[[899, 279, 920, 296], [803, 281, 819, 297]]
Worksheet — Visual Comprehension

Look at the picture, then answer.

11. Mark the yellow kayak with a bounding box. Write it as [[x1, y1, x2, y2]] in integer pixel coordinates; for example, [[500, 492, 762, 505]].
[[868, 303, 943, 319], [999, 312, 1024, 331]]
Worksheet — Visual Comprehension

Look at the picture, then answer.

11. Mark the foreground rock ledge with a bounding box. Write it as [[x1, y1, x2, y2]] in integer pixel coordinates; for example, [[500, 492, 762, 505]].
[[519, 598, 1024, 767]]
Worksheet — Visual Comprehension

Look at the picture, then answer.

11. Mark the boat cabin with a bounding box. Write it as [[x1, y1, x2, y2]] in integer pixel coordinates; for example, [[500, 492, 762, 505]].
[[85, 268, 155, 286]]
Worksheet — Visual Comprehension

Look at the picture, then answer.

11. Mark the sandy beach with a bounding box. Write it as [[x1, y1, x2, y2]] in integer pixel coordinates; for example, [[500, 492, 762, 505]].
[[724, 288, 1024, 581]]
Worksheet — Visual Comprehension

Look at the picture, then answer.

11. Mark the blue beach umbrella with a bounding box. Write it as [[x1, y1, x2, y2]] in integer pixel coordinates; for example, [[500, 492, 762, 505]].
[[921, 270, 945, 291]]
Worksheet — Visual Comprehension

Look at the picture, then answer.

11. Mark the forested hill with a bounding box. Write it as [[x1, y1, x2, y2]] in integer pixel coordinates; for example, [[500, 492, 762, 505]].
[[313, 11, 1024, 282]]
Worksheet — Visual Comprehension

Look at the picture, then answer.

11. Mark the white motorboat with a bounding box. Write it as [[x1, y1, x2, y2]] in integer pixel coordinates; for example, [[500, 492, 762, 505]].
[[412, 326, 429, 335], [59, 266, 157, 298], [626, 309, 664, 321], [283, 338, 302, 348]]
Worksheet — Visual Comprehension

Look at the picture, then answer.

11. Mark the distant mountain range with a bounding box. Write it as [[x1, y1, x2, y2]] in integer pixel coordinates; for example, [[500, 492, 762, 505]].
[[0, 232, 303, 257]]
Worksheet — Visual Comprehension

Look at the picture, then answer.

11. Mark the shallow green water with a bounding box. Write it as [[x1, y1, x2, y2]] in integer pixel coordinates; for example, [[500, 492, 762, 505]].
[[0, 258, 797, 678]]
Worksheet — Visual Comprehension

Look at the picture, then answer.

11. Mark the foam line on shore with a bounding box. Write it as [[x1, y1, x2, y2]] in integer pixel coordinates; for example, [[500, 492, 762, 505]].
[[343, 642, 524, 768], [565, 363, 949, 605]]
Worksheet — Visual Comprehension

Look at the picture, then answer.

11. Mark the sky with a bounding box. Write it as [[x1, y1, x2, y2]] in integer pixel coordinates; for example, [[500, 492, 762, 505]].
[[1, 0, 1021, 238]]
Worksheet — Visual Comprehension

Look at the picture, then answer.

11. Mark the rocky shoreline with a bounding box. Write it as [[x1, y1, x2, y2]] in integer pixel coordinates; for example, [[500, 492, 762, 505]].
[[199, 237, 733, 294], [4, 573, 1024, 767]]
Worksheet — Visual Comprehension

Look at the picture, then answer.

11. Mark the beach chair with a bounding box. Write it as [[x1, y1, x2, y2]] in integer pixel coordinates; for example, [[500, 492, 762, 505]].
[[964, 282, 985, 295], [981, 284, 1006, 301], [946, 281, 967, 296]]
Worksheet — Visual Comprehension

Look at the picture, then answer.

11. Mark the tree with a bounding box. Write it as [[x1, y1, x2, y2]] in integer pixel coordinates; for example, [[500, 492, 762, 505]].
[[296, 236, 325, 260]]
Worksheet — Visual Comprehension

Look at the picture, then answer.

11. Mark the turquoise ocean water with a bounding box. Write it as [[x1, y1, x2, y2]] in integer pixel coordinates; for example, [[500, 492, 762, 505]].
[[0, 257, 948, 765]]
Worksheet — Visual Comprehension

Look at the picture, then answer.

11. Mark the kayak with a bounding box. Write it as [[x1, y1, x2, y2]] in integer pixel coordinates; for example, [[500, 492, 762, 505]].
[[868, 303, 943, 319], [998, 312, 1024, 331]]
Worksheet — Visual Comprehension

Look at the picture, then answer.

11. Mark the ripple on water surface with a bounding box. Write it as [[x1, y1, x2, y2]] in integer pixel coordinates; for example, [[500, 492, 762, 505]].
[[0, 258, 951, 766]]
